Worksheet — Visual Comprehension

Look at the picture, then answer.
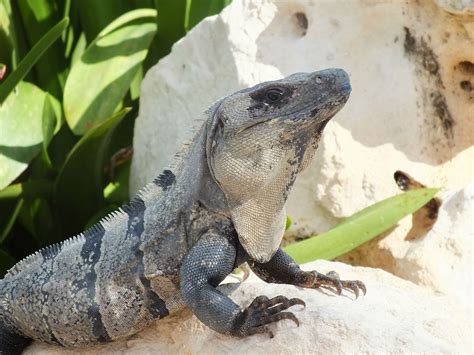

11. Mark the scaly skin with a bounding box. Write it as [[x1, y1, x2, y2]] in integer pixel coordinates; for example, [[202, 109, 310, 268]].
[[0, 69, 365, 354]]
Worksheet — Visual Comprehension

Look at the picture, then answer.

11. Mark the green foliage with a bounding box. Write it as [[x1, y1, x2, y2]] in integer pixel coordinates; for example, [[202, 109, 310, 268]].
[[0, 82, 60, 189], [0, 17, 68, 103], [284, 188, 439, 263], [0, 0, 231, 276], [64, 10, 156, 134]]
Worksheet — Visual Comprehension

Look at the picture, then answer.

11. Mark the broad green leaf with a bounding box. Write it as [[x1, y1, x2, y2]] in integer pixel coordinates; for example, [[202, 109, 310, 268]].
[[55, 108, 130, 236], [284, 188, 439, 263], [63, 9, 156, 135], [0, 81, 59, 190], [100, 8, 156, 36], [0, 17, 68, 103], [70, 32, 86, 65]]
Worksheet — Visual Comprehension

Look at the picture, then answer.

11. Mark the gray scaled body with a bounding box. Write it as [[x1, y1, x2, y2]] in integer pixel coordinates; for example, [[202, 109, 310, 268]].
[[0, 69, 366, 354]]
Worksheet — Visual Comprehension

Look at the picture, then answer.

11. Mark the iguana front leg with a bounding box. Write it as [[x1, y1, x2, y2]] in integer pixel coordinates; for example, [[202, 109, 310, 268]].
[[248, 248, 367, 298], [180, 231, 304, 337]]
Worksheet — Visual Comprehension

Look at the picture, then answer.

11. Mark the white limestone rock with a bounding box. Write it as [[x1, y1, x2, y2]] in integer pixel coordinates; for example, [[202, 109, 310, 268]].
[[131, 0, 474, 238], [26, 261, 472, 354], [394, 181, 474, 315]]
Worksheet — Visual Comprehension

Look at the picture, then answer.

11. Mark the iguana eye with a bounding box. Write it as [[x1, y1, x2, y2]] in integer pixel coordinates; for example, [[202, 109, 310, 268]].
[[265, 88, 284, 102]]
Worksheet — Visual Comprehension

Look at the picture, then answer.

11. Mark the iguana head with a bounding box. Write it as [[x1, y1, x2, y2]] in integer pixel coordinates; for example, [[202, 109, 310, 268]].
[[206, 69, 351, 263]]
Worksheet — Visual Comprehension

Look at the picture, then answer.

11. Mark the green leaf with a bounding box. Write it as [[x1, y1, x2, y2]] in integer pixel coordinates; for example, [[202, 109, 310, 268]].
[[55, 107, 131, 236], [0, 17, 68, 103], [154, 0, 186, 57], [0, 0, 18, 70], [285, 215, 292, 231], [63, 9, 156, 135], [40, 94, 57, 168], [1, 0, 30, 72], [77, 0, 135, 43], [104, 160, 131, 204], [0, 198, 23, 244], [0, 81, 59, 190], [70, 31, 86, 66], [186, 0, 231, 31], [0, 180, 53, 200], [284, 188, 439, 263], [16, 0, 68, 98]]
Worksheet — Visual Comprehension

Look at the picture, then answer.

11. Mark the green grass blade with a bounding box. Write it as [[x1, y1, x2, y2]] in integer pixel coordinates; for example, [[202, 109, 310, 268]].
[[284, 188, 439, 263], [0, 17, 68, 103], [0, 198, 23, 244], [16, 0, 68, 97]]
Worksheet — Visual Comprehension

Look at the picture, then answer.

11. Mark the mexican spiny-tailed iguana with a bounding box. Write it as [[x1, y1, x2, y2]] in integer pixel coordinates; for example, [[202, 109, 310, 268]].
[[0, 69, 366, 354]]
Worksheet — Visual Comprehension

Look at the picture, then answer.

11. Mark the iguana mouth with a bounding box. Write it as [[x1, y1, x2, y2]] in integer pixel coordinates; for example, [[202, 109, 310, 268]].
[[235, 118, 272, 134]]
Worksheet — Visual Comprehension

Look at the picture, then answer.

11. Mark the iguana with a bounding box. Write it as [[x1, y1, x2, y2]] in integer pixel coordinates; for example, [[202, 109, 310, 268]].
[[0, 69, 365, 354]]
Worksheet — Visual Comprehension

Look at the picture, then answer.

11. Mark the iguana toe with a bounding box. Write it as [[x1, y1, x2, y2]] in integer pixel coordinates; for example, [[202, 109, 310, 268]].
[[307, 270, 367, 298], [235, 295, 305, 336]]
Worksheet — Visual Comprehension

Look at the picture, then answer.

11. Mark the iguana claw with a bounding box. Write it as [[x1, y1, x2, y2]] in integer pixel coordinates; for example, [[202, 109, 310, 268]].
[[310, 270, 367, 298], [235, 295, 305, 337]]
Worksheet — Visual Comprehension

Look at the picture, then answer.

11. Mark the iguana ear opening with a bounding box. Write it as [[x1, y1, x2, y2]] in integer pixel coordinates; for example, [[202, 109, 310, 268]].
[[228, 200, 286, 263]]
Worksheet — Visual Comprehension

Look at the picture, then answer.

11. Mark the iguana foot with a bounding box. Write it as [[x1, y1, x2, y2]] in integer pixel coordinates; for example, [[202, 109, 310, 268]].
[[235, 295, 305, 337], [303, 270, 367, 298]]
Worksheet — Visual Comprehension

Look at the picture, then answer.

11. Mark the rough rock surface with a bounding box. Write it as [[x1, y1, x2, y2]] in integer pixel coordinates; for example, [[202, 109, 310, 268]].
[[26, 261, 472, 354]]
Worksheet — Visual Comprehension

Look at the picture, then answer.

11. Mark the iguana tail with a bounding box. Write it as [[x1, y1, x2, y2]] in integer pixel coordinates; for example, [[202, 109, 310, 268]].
[[0, 281, 32, 355]]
